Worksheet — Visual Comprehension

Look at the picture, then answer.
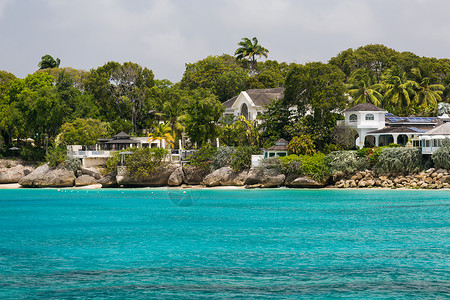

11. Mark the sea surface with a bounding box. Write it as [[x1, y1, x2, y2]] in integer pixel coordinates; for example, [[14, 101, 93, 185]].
[[0, 188, 449, 299]]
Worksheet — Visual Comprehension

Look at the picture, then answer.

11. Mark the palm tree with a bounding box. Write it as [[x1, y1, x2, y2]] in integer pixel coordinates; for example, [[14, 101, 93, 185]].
[[411, 68, 444, 110], [148, 123, 174, 149], [347, 68, 383, 106], [160, 91, 185, 142], [381, 67, 417, 116], [234, 37, 269, 75]]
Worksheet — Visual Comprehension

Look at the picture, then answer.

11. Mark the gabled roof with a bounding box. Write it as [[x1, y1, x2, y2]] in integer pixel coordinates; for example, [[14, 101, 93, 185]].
[[422, 122, 450, 135], [113, 132, 132, 139], [223, 88, 284, 109], [368, 127, 427, 134], [344, 103, 386, 112]]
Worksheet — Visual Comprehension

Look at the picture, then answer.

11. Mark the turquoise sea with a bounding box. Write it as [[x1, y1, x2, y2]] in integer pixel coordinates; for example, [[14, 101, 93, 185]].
[[0, 188, 449, 299]]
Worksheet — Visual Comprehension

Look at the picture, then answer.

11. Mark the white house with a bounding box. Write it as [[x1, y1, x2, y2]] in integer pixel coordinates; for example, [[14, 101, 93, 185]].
[[222, 88, 284, 122], [338, 103, 442, 149], [419, 122, 450, 154]]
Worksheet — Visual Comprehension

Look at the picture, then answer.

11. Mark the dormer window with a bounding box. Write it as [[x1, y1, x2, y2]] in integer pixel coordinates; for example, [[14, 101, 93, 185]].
[[349, 114, 357, 122], [365, 113, 374, 121]]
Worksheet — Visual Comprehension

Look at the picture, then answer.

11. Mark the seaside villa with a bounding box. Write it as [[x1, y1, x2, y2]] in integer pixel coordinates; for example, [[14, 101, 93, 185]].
[[222, 88, 284, 122], [337, 103, 447, 152]]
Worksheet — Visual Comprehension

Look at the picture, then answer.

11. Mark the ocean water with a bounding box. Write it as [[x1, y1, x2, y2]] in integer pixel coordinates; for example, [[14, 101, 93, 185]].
[[0, 188, 449, 299]]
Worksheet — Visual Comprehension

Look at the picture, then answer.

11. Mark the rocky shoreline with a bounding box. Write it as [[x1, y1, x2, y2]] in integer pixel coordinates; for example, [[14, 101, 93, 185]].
[[1, 159, 449, 189]]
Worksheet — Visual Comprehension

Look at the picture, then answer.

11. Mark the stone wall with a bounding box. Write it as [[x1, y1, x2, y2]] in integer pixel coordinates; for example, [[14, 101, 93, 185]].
[[333, 168, 450, 189]]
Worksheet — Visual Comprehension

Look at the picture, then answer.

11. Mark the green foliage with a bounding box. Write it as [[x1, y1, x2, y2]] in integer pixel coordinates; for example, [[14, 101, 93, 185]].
[[230, 146, 260, 172], [375, 147, 423, 175], [235, 37, 269, 75], [299, 153, 329, 182], [105, 151, 122, 173], [211, 146, 235, 170], [431, 139, 450, 169], [287, 135, 316, 155], [279, 154, 302, 176], [257, 157, 283, 173], [357, 147, 385, 165], [59, 118, 108, 145], [126, 147, 169, 178], [19, 146, 46, 162], [63, 156, 81, 172], [325, 151, 370, 175], [38, 55, 60, 69], [46, 145, 67, 167], [184, 89, 224, 147], [187, 145, 217, 171]]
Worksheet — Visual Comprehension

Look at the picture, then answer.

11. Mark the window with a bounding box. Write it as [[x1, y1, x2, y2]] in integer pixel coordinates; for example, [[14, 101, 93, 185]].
[[349, 114, 357, 122], [365, 113, 374, 121]]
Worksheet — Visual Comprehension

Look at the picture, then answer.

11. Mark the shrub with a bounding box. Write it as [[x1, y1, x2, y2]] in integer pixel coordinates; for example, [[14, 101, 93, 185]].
[[126, 147, 169, 178], [257, 157, 283, 173], [300, 153, 329, 182], [187, 145, 217, 171], [279, 154, 302, 175], [105, 151, 122, 173], [211, 146, 235, 170], [63, 157, 82, 172], [46, 145, 67, 167], [375, 147, 423, 175], [432, 139, 450, 170], [325, 150, 370, 175], [20, 146, 46, 162], [230, 146, 260, 172]]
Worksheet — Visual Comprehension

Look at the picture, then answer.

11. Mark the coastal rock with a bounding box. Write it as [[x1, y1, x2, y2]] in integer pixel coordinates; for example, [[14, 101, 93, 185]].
[[441, 175, 450, 184], [19, 163, 75, 187], [99, 172, 117, 188], [0, 164, 35, 183], [183, 165, 209, 185], [81, 167, 103, 180], [285, 175, 326, 188], [202, 167, 248, 187], [75, 175, 98, 186], [245, 168, 285, 188], [117, 163, 178, 187], [168, 167, 184, 186]]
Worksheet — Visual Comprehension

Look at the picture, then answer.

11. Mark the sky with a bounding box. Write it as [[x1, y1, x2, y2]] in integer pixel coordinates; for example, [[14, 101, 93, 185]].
[[1, 0, 450, 82]]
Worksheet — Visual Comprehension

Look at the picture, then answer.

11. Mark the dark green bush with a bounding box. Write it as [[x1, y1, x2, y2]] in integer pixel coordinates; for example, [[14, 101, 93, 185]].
[[432, 139, 450, 170], [21, 146, 46, 162], [188, 145, 217, 171], [279, 154, 302, 175], [257, 157, 283, 173], [300, 153, 329, 182], [126, 147, 169, 178], [45, 145, 67, 167], [375, 147, 423, 175], [230, 146, 260, 172], [63, 157, 82, 172]]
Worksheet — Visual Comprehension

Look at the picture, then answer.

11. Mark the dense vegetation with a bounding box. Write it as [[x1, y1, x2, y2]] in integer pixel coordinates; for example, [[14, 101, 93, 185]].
[[1, 43, 450, 170]]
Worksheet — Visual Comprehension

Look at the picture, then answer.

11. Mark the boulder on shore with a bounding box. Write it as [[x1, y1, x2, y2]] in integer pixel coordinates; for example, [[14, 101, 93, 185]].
[[183, 165, 209, 185], [285, 175, 326, 188], [202, 167, 248, 187], [0, 163, 35, 184], [19, 163, 75, 188], [75, 175, 98, 187], [245, 168, 285, 188], [168, 167, 184, 186], [99, 172, 117, 188], [117, 163, 178, 187]]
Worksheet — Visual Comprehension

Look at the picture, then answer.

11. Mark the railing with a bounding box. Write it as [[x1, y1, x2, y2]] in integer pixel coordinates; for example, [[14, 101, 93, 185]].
[[68, 150, 111, 158]]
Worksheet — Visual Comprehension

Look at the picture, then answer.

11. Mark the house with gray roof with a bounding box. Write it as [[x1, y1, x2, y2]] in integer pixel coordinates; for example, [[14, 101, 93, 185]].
[[222, 88, 284, 122], [419, 122, 450, 154]]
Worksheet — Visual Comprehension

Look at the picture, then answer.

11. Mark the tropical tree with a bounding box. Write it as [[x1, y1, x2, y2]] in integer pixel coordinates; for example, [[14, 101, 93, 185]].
[[381, 67, 417, 115], [184, 89, 224, 147], [235, 37, 269, 75], [237, 115, 260, 146], [38, 55, 60, 69], [159, 88, 186, 141], [148, 123, 174, 149], [411, 68, 444, 111], [58, 118, 108, 146], [347, 68, 383, 106]]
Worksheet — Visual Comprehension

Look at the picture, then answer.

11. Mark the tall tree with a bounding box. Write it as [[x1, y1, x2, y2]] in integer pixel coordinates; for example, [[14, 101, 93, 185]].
[[235, 37, 269, 75], [381, 67, 417, 116], [347, 68, 383, 106], [411, 68, 444, 111], [38, 55, 60, 69], [148, 123, 174, 148], [184, 89, 224, 147]]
